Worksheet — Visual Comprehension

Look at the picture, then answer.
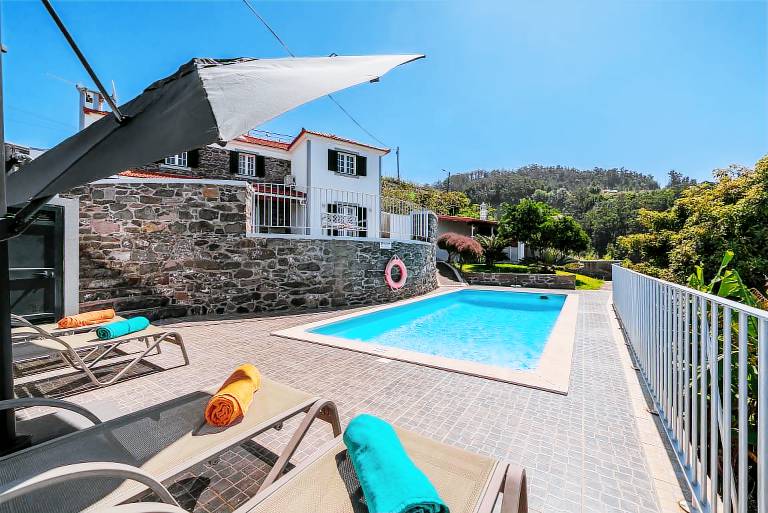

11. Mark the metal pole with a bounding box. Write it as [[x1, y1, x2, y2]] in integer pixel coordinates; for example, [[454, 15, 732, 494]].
[[40, 0, 124, 123], [395, 146, 400, 181], [0, 6, 17, 450]]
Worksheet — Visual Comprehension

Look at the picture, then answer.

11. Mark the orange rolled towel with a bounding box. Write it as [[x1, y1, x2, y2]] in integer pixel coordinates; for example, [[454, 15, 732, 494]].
[[204, 364, 262, 427], [57, 309, 116, 329]]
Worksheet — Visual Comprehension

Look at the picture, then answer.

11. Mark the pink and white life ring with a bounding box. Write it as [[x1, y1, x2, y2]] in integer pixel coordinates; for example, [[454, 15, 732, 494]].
[[385, 256, 408, 290]]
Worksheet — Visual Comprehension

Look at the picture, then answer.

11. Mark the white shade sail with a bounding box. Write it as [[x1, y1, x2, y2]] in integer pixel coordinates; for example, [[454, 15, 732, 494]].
[[7, 54, 424, 204]]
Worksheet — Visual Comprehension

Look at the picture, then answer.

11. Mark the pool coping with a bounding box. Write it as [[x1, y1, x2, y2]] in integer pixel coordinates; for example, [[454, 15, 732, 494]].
[[272, 286, 579, 395]]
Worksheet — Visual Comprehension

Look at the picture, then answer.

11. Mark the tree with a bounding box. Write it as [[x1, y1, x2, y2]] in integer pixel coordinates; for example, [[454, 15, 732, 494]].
[[615, 155, 768, 288], [497, 199, 553, 253], [540, 214, 590, 259], [475, 233, 511, 266], [437, 233, 483, 269], [498, 199, 589, 259]]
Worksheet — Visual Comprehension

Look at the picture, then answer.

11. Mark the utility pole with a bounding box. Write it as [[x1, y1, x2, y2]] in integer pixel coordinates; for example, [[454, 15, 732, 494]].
[[443, 169, 451, 192], [395, 146, 400, 182]]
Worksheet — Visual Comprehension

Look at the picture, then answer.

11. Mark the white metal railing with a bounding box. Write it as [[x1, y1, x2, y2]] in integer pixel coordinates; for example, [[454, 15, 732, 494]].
[[613, 264, 767, 513], [251, 183, 431, 241]]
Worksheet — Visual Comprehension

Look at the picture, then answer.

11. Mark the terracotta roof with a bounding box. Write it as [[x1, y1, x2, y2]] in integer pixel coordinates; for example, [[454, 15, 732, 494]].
[[83, 107, 108, 116], [236, 128, 389, 154], [235, 134, 291, 150], [252, 183, 305, 198], [118, 169, 198, 179], [290, 129, 390, 154], [437, 214, 498, 225]]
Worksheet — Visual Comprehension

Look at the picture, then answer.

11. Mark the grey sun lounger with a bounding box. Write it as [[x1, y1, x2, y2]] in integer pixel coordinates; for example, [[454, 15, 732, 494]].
[[0, 422, 527, 513], [10, 314, 188, 387], [11, 313, 128, 343], [0, 377, 342, 513]]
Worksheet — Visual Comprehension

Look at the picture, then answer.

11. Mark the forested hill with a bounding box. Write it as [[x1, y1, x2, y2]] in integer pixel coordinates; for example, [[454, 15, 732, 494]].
[[437, 165, 660, 207]]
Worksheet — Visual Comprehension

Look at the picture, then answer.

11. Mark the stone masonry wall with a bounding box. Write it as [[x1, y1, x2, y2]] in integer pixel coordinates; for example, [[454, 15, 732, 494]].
[[136, 146, 291, 182], [66, 182, 437, 318], [462, 272, 575, 289]]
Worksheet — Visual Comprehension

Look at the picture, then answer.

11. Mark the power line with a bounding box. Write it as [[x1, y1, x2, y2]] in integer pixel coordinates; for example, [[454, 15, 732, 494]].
[[241, 0, 389, 148]]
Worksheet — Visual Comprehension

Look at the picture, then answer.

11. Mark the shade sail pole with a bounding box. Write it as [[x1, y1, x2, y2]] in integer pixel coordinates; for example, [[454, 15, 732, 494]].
[[0, 3, 18, 451]]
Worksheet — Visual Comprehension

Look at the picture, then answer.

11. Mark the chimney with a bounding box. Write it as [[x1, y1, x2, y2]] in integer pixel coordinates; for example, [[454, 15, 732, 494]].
[[77, 84, 114, 130]]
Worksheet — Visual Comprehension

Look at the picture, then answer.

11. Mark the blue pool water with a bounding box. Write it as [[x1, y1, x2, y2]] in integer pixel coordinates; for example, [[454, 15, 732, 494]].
[[310, 290, 566, 370]]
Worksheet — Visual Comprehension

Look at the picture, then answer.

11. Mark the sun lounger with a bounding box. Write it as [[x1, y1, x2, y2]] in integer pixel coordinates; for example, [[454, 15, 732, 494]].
[[10, 314, 188, 387], [11, 313, 128, 342], [0, 420, 526, 513], [0, 378, 342, 513]]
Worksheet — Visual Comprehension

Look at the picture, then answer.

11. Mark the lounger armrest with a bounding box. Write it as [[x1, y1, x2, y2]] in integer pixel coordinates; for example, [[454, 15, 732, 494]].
[[0, 398, 102, 426], [500, 464, 528, 513], [0, 462, 179, 508]]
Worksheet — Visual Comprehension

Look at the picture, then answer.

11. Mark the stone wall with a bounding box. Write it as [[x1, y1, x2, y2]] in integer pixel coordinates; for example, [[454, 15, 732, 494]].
[[135, 146, 292, 183], [578, 260, 620, 280], [462, 272, 575, 289], [67, 181, 437, 318]]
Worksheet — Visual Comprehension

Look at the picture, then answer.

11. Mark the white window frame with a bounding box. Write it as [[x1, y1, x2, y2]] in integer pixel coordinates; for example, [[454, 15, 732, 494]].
[[163, 152, 188, 168], [336, 151, 356, 176], [239, 153, 258, 177]]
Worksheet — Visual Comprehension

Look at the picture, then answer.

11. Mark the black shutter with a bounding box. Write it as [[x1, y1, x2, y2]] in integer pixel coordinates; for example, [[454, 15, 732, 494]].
[[256, 155, 266, 178], [328, 149, 339, 172], [327, 203, 339, 236], [187, 149, 200, 168], [229, 151, 240, 174], [356, 155, 367, 176], [357, 206, 367, 237]]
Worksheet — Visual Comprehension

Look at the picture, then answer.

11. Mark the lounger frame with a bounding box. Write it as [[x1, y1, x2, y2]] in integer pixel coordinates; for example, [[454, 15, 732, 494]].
[[10, 314, 188, 387]]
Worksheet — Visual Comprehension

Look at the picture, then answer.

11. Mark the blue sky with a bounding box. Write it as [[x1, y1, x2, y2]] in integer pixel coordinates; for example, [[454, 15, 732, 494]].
[[3, 0, 766, 185]]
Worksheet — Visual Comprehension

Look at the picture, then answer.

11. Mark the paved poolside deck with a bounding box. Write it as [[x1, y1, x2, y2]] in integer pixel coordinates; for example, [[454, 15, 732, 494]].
[[15, 288, 689, 513]]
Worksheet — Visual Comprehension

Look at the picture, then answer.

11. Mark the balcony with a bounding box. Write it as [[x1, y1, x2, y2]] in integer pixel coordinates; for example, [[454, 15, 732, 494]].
[[250, 183, 431, 242]]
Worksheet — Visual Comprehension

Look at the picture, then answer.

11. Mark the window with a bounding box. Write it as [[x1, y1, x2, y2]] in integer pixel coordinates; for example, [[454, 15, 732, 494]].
[[239, 153, 257, 176], [164, 152, 188, 167], [336, 152, 356, 175]]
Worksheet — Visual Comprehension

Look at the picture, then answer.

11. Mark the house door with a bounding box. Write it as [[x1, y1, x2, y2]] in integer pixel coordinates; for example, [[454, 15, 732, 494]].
[[8, 205, 64, 323]]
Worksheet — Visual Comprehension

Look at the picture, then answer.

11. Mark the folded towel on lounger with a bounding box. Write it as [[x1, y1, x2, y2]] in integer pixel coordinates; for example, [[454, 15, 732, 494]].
[[204, 364, 262, 427], [57, 308, 116, 329], [343, 414, 449, 513], [95, 316, 150, 340]]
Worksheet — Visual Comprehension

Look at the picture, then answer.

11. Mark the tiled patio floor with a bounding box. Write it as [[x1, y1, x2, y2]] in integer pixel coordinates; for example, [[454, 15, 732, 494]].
[[16, 289, 688, 513]]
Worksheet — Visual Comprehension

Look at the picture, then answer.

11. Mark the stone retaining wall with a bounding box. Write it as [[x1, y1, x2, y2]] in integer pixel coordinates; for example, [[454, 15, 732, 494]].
[[462, 272, 575, 289], [66, 182, 437, 317], [578, 260, 620, 280]]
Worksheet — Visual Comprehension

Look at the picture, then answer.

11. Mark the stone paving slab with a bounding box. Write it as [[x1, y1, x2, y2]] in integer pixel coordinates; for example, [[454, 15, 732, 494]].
[[16, 290, 687, 513]]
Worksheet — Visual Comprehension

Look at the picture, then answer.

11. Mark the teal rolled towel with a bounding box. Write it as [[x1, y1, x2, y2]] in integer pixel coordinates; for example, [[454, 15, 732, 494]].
[[96, 317, 150, 340], [343, 414, 448, 513]]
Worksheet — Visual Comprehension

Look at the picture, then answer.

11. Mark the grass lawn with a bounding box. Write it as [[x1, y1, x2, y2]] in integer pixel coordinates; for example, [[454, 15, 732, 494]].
[[556, 271, 605, 290]]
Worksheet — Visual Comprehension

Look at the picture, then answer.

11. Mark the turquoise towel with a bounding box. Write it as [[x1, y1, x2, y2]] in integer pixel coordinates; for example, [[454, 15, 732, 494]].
[[343, 414, 448, 513], [96, 317, 150, 340]]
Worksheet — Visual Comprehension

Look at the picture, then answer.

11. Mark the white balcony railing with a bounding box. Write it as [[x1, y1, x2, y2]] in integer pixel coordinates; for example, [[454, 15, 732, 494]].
[[251, 183, 431, 242], [613, 264, 768, 513]]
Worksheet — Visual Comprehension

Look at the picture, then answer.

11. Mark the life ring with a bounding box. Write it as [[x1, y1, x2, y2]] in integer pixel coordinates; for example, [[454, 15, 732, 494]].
[[385, 256, 408, 290]]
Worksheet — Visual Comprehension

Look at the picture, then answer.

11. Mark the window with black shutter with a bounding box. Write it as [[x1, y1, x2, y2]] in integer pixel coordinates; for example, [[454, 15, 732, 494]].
[[326, 204, 339, 236], [187, 149, 200, 168], [256, 155, 266, 178], [356, 155, 367, 176], [328, 150, 339, 172], [229, 151, 240, 174], [357, 206, 367, 237]]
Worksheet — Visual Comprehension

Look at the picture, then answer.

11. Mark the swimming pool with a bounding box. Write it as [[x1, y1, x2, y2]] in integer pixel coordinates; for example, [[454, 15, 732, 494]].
[[274, 287, 579, 393], [310, 290, 565, 370]]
